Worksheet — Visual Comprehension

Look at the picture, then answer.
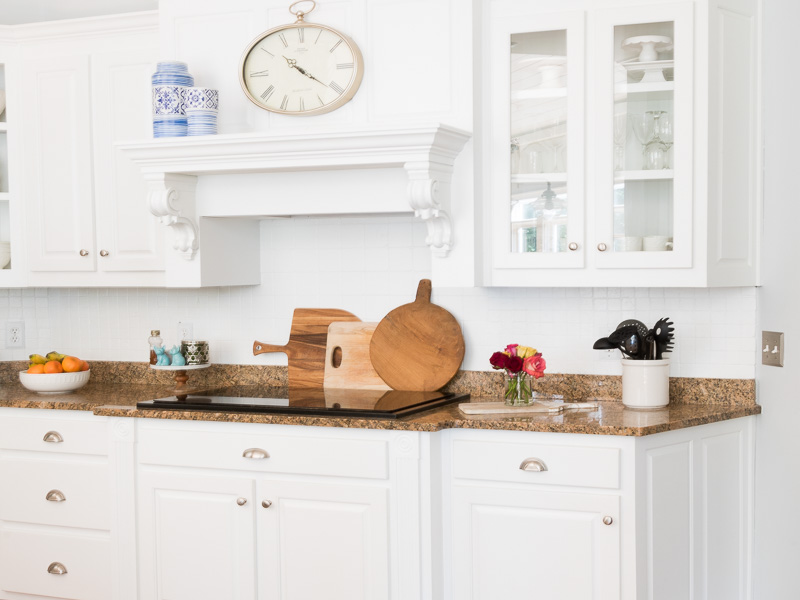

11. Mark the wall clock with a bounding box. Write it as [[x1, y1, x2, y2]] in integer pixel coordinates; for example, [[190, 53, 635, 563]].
[[239, 0, 364, 116]]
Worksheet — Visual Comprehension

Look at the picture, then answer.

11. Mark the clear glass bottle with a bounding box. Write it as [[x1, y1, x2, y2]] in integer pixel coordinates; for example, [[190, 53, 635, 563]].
[[532, 182, 567, 253], [148, 330, 163, 365]]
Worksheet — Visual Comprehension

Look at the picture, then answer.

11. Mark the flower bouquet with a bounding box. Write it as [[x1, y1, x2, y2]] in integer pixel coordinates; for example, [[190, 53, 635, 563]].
[[490, 344, 547, 406]]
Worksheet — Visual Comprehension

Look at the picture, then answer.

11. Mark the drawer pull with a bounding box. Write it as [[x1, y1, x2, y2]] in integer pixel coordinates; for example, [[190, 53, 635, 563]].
[[237, 497, 248, 506], [45, 490, 66, 503], [519, 458, 548, 472], [242, 448, 269, 459], [47, 562, 68, 575], [43, 431, 64, 443], [262, 500, 272, 509], [603, 516, 613, 526]]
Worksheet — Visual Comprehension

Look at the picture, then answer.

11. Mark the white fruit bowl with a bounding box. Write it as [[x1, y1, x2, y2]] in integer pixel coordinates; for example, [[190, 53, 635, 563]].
[[19, 370, 91, 394]]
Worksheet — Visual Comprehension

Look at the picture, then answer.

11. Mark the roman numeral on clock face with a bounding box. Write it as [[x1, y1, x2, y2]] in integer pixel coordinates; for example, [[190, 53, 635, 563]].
[[260, 47, 274, 57], [261, 85, 275, 101], [337, 63, 353, 69], [298, 27, 305, 43], [250, 69, 269, 77], [329, 39, 342, 53], [280, 95, 289, 110], [329, 81, 344, 95], [299, 97, 305, 111], [279, 33, 288, 47]]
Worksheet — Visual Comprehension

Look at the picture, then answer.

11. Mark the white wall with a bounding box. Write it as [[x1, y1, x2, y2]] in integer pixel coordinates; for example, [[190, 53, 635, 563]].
[[753, 0, 800, 596], [0, 214, 756, 378]]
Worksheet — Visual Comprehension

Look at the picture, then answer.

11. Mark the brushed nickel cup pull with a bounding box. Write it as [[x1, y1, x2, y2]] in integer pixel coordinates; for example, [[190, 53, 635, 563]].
[[262, 500, 273, 508], [45, 490, 66, 502], [597, 243, 608, 252], [237, 498, 247, 506], [568, 242, 579, 251], [79, 249, 89, 257], [47, 562, 68, 575], [519, 458, 548, 472], [99, 249, 109, 257], [242, 448, 269, 459], [43, 431, 63, 443], [603, 516, 614, 526]]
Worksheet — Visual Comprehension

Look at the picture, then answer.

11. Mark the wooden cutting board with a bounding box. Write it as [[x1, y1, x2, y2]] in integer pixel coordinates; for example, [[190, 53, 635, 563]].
[[253, 309, 360, 390], [324, 322, 391, 391], [369, 279, 465, 392]]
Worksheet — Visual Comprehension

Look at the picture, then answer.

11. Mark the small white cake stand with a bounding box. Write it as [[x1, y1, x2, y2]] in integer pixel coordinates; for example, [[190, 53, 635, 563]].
[[622, 36, 673, 83], [150, 363, 211, 400]]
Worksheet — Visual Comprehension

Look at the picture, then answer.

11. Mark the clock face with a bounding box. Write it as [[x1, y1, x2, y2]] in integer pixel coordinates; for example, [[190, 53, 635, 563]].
[[240, 23, 363, 116]]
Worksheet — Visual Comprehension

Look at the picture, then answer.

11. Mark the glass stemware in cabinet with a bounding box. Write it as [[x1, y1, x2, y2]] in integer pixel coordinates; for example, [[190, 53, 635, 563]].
[[630, 113, 654, 169], [653, 112, 673, 168]]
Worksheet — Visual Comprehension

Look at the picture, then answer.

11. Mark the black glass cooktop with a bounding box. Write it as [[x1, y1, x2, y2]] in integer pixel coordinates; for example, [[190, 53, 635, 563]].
[[137, 386, 469, 419]]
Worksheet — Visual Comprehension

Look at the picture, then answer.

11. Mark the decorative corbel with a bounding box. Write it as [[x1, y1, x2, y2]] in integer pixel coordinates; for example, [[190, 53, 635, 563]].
[[404, 161, 454, 257], [145, 173, 199, 260]]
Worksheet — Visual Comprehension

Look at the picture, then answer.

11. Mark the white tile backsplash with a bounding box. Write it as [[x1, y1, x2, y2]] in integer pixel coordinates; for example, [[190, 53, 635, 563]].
[[0, 216, 758, 378]]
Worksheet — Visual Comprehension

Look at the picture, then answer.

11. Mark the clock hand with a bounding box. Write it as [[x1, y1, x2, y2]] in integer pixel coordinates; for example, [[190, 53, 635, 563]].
[[282, 56, 327, 86]]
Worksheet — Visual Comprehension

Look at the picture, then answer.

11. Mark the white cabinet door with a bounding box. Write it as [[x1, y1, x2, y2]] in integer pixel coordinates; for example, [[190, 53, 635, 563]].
[[22, 55, 95, 272], [137, 471, 257, 600], [91, 48, 164, 272], [257, 479, 390, 600], [452, 485, 620, 600]]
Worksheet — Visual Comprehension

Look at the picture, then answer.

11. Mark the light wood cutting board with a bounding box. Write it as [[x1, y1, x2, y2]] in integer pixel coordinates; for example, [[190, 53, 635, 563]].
[[324, 322, 391, 391]]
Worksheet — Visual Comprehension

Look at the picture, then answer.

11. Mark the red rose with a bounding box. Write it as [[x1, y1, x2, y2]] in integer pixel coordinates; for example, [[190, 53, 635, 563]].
[[506, 356, 524, 373], [489, 351, 509, 370]]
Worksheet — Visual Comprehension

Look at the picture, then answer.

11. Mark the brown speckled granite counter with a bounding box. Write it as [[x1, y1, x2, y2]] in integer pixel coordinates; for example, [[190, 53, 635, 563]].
[[0, 380, 760, 436]]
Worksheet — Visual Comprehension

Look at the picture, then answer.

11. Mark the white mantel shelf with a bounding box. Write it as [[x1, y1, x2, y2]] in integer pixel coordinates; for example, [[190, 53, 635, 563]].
[[118, 124, 471, 259]]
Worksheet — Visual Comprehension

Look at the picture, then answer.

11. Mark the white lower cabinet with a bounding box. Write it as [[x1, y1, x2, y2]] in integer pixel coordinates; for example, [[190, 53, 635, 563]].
[[452, 486, 620, 599], [0, 409, 755, 600]]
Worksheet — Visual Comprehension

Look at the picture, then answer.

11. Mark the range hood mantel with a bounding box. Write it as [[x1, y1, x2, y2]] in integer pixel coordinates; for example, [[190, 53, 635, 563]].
[[118, 123, 471, 259]]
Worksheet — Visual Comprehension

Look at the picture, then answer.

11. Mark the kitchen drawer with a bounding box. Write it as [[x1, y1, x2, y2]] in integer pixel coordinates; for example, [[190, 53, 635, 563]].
[[0, 527, 111, 600], [138, 427, 389, 480], [0, 457, 110, 530], [452, 439, 620, 489], [0, 413, 108, 456]]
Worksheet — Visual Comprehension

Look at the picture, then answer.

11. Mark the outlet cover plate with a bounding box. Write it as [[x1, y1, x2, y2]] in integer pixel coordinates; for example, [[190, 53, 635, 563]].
[[5, 321, 24, 349], [762, 331, 784, 367]]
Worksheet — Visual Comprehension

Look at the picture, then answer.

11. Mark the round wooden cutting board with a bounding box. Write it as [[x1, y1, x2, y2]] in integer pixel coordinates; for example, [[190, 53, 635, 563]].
[[369, 279, 465, 391]]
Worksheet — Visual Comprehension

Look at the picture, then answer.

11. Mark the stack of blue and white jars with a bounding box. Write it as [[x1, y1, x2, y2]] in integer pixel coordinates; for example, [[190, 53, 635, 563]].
[[151, 61, 194, 138]]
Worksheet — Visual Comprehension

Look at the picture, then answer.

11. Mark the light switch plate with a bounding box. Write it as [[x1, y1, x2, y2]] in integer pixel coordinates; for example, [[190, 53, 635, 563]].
[[762, 331, 784, 367]]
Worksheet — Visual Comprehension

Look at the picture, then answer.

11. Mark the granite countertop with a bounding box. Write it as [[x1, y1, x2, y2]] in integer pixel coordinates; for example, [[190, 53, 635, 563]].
[[0, 381, 761, 436]]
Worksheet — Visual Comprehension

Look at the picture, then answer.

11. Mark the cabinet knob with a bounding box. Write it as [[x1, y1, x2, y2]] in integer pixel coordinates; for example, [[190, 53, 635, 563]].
[[603, 516, 613, 526], [568, 242, 578, 251], [597, 243, 608, 252], [242, 448, 269, 459], [79, 249, 89, 257], [47, 562, 68, 575], [519, 458, 548, 472], [236, 497, 247, 506], [262, 500, 273, 509], [45, 490, 66, 503], [99, 249, 109, 257], [42, 431, 63, 443]]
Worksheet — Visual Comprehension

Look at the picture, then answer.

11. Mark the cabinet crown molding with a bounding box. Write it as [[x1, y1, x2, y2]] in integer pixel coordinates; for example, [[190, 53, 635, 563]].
[[119, 123, 471, 258]]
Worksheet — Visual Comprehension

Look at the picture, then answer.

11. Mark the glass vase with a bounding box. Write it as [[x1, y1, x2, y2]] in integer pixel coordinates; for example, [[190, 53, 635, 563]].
[[504, 372, 534, 406]]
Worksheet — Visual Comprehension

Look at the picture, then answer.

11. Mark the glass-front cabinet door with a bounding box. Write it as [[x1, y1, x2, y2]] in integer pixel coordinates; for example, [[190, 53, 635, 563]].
[[594, 3, 693, 269], [491, 11, 585, 270]]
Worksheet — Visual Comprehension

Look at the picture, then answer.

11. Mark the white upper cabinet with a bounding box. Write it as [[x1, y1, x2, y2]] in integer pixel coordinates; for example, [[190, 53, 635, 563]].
[[484, 0, 761, 287]]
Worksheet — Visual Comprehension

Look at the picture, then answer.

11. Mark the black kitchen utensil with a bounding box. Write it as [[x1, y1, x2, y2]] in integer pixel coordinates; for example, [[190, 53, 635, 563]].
[[594, 324, 644, 359], [652, 317, 675, 360], [617, 319, 649, 341]]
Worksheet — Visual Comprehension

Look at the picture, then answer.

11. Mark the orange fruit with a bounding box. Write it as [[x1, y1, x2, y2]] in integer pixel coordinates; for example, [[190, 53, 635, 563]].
[[27, 364, 45, 374], [62, 356, 82, 373], [80, 360, 90, 372], [44, 360, 63, 374]]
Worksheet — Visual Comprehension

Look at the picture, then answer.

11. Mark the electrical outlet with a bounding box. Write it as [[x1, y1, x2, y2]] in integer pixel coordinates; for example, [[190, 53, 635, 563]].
[[177, 322, 194, 342], [762, 331, 784, 367], [5, 321, 24, 349]]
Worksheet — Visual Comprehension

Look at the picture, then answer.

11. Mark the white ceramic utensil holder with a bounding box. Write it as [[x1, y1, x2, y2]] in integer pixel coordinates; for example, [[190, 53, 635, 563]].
[[621, 359, 670, 409]]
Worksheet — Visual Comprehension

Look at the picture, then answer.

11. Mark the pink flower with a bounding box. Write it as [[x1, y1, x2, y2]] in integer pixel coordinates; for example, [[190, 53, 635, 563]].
[[504, 344, 519, 357], [523, 353, 547, 379], [489, 351, 510, 370], [506, 356, 524, 374]]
